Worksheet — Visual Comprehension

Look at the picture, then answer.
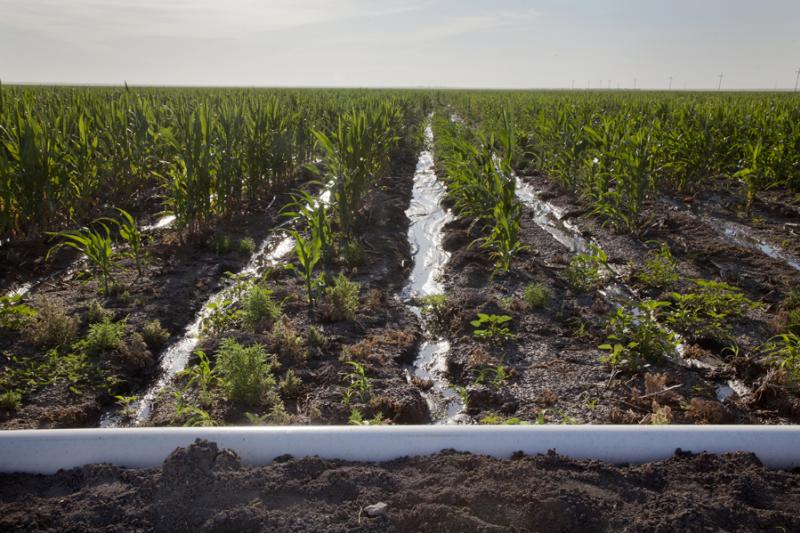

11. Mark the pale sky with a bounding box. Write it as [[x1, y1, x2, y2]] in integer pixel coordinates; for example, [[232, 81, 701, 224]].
[[1, 0, 798, 89]]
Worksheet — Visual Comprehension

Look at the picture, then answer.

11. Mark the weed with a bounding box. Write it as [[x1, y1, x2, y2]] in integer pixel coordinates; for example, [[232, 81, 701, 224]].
[[0, 294, 36, 330], [471, 313, 514, 342], [0, 390, 22, 411], [268, 317, 306, 362], [210, 233, 231, 254], [117, 332, 153, 369], [563, 244, 608, 292], [474, 364, 510, 389], [761, 332, 800, 384], [321, 273, 360, 322], [25, 297, 79, 349], [241, 283, 282, 332], [113, 395, 138, 418], [238, 237, 256, 255], [215, 339, 276, 406], [279, 369, 302, 398], [86, 299, 112, 324], [82, 317, 126, 354], [523, 282, 551, 308], [419, 293, 448, 330], [307, 325, 326, 349], [666, 279, 759, 342], [635, 243, 679, 289], [141, 319, 170, 350], [348, 408, 365, 425], [340, 239, 366, 267], [599, 300, 677, 370]]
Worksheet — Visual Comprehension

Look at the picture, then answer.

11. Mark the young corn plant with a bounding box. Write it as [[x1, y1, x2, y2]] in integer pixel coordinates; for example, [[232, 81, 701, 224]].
[[288, 229, 322, 306], [101, 208, 145, 276], [313, 105, 400, 236], [47, 222, 115, 294]]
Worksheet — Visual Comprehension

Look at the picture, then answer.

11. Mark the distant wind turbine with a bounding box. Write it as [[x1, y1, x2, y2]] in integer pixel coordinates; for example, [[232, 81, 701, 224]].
[[795, 67, 800, 92], [668, 76, 673, 90]]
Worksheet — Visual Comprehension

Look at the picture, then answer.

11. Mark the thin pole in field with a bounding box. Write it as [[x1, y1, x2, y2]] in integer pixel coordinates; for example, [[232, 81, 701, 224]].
[[795, 68, 800, 92], [668, 76, 673, 90], [717, 73, 724, 91]]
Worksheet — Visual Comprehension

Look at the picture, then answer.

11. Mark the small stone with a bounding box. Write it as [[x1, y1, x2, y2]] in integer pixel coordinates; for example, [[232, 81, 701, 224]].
[[364, 502, 388, 517]]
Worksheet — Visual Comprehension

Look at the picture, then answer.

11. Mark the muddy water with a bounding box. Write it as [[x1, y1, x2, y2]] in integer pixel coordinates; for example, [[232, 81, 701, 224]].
[[401, 125, 465, 423]]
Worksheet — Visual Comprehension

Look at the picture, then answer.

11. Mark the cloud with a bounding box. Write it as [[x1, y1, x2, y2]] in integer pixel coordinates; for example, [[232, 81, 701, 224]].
[[412, 8, 541, 42], [0, 0, 427, 46]]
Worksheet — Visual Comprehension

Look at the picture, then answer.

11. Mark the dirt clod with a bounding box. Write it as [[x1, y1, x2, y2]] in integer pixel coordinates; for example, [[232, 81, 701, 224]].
[[1, 440, 798, 532]]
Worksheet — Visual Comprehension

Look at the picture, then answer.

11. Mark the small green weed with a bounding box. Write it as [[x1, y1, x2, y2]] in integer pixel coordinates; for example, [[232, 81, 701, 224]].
[[523, 282, 551, 308], [471, 313, 514, 342], [238, 237, 256, 255], [0, 294, 36, 330], [599, 300, 677, 370], [0, 390, 22, 411], [215, 339, 276, 406], [635, 243, 679, 289], [563, 244, 608, 292], [321, 273, 360, 322]]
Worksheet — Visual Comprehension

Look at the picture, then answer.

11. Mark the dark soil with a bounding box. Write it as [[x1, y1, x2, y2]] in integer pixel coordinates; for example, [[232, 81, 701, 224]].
[[1, 439, 799, 532], [492, 173, 800, 424], [147, 143, 430, 426], [0, 181, 308, 429], [428, 167, 800, 425]]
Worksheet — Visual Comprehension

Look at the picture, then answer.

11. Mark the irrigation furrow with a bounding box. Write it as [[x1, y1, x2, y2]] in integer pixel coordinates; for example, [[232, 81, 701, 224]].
[[661, 197, 800, 273], [512, 174, 750, 397], [100, 189, 330, 427], [400, 124, 465, 423], [2, 213, 178, 301]]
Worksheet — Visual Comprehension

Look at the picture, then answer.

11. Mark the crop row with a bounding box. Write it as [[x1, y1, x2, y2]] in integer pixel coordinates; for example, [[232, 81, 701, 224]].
[[447, 91, 800, 232], [0, 85, 430, 240]]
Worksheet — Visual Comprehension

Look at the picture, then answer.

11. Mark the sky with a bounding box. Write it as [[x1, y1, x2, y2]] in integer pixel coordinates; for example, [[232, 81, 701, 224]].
[[1, 0, 799, 90]]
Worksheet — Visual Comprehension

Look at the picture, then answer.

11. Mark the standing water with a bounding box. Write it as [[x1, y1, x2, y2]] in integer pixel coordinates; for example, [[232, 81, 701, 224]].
[[401, 125, 465, 423]]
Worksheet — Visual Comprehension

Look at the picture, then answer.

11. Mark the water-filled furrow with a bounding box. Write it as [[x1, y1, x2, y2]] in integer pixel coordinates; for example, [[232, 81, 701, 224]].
[[3, 214, 178, 301], [401, 125, 465, 423], [100, 188, 331, 427], [513, 175, 742, 390], [662, 197, 800, 273]]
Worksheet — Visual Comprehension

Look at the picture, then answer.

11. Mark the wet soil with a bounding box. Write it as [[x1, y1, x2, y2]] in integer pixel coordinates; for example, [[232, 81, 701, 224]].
[[147, 145, 431, 426], [0, 183, 169, 295], [0, 183, 308, 429], [493, 173, 800, 424], [676, 178, 800, 260], [1, 439, 798, 532]]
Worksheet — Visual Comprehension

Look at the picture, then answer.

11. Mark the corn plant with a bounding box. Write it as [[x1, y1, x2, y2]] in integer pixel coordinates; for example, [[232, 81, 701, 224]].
[[100, 208, 144, 276], [47, 222, 115, 294], [288, 229, 322, 306]]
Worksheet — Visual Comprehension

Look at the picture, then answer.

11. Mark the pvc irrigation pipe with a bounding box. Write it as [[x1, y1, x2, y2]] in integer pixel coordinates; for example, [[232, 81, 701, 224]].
[[1, 425, 799, 474]]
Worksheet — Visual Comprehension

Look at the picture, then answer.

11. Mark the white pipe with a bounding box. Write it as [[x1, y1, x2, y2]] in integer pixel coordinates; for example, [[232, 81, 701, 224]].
[[0, 425, 798, 474]]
